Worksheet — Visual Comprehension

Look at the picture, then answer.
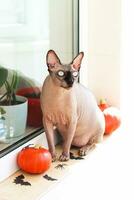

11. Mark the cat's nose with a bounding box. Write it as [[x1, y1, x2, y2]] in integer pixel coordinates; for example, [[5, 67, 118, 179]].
[[64, 71, 74, 87], [65, 77, 74, 87], [67, 79, 74, 86]]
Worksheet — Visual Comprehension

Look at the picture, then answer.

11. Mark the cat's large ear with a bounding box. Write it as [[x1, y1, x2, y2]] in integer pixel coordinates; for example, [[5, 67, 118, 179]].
[[71, 52, 84, 70], [46, 50, 61, 70]]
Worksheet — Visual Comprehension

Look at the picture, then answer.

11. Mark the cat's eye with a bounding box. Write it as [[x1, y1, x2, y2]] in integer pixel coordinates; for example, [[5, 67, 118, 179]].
[[72, 71, 79, 77], [57, 70, 65, 77]]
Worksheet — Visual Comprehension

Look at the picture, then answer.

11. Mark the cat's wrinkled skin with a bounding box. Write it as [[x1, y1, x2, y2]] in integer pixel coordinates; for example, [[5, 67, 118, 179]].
[[41, 50, 105, 161]]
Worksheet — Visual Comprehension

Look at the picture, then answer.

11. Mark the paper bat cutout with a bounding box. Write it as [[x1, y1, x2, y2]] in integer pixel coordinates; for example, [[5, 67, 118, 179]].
[[43, 174, 57, 181], [13, 174, 31, 186], [70, 152, 84, 160], [55, 163, 67, 170]]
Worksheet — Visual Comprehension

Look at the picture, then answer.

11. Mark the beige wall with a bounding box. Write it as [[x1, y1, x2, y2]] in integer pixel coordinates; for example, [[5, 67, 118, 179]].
[[80, 0, 121, 107]]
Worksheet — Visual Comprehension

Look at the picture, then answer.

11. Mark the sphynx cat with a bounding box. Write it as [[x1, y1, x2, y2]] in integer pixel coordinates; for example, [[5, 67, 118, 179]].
[[41, 50, 105, 161]]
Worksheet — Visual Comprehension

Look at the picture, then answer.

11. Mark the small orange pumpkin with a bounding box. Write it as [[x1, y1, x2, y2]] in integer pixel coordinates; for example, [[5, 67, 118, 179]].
[[17, 145, 52, 174], [103, 107, 121, 135], [98, 99, 121, 135]]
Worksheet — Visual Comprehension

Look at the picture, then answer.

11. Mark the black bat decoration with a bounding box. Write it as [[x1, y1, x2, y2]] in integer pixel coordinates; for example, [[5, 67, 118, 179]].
[[13, 174, 31, 186], [43, 174, 57, 181], [55, 163, 67, 170], [70, 152, 84, 160]]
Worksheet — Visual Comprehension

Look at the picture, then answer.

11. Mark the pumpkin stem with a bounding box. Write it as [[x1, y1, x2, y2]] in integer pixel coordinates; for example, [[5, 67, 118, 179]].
[[100, 98, 107, 105], [34, 144, 43, 149]]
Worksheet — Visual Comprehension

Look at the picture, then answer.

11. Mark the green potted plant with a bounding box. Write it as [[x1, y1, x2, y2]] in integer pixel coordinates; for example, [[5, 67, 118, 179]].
[[0, 66, 28, 139]]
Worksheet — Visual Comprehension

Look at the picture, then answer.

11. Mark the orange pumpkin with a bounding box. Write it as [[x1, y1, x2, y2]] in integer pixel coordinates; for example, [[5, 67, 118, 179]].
[[98, 99, 121, 135], [17, 145, 52, 174], [103, 107, 121, 135]]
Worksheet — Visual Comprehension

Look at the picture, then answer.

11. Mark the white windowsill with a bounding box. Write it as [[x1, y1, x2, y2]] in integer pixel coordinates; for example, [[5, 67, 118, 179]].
[[41, 127, 133, 200], [1, 125, 133, 200]]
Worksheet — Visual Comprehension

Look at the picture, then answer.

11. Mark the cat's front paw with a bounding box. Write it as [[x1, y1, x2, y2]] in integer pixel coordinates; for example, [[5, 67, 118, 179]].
[[59, 152, 70, 162], [50, 152, 58, 162]]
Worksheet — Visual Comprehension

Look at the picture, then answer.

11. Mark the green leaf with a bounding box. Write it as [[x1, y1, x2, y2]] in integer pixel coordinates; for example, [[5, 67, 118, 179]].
[[0, 66, 8, 87], [11, 70, 20, 91], [0, 107, 6, 115]]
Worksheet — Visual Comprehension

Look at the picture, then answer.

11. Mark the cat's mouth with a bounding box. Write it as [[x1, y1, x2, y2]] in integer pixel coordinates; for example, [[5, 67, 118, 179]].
[[60, 81, 73, 89], [61, 85, 73, 89], [61, 83, 73, 89]]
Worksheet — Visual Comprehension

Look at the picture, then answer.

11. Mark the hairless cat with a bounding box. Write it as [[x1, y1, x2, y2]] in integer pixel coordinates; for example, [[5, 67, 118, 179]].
[[41, 50, 105, 161]]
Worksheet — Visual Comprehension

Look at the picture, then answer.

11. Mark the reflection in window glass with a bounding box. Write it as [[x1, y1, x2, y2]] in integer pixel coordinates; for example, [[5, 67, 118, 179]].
[[0, 0, 78, 149]]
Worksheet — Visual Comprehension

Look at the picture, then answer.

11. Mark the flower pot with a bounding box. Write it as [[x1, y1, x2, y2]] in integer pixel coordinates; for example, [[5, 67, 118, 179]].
[[27, 98, 43, 127], [0, 95, 28, 139], [16, 87, 43, 127]]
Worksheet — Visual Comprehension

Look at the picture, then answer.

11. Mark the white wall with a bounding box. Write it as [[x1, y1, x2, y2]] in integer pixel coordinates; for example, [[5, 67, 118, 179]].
[[120, 0, 134, 132], [79, 0, 121, 107]]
